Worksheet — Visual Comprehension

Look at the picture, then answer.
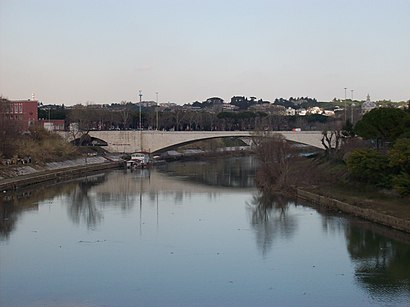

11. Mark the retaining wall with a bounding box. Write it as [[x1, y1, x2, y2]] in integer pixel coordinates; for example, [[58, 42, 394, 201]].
[[0, 162, 121, 192], [296, 188, 410, 234]]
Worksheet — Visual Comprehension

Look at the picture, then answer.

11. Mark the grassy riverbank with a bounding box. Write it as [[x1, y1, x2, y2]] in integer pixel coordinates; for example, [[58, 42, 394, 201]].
[[293, 158, 410, 233]]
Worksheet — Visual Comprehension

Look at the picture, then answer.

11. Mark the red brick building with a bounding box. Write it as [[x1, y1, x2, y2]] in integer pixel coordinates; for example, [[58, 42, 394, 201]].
[[1, 99, 38, 131]]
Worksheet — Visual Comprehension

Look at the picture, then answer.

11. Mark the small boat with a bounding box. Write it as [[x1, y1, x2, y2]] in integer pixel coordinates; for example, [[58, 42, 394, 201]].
[[126, 152, 151, 168]]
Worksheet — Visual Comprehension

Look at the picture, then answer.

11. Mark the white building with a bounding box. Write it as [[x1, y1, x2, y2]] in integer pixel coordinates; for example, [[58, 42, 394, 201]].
[[296, 108, 307, 116], [361, 94, 377, 114], [307, 106, 323, 115], [285, 107, 296, 116]]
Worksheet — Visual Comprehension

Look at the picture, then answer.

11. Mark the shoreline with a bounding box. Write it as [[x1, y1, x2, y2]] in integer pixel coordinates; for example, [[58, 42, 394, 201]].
[[295, 188, 410, 234], [0, 161, 121, 192]]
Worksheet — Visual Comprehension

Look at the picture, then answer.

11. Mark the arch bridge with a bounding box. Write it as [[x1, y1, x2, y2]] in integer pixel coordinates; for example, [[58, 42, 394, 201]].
[[58, 130, 324, 153]]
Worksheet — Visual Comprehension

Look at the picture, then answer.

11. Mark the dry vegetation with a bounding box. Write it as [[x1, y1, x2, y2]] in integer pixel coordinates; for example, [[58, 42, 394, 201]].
[[1, 126, 79, 165]]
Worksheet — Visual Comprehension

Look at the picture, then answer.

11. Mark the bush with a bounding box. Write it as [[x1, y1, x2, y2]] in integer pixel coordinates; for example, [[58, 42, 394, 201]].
[[392, 172, 410, 196], [346, 149, 392, 188], [389, 138, 410, 173]]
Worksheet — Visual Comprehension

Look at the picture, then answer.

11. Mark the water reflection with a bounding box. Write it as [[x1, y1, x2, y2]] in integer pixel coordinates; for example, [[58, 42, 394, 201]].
[[66, 175, 106, 229], [158, 156, 257, 188], [247, 192, 297, 256], [345, 224, 410, 300], [0, 181, 80, 240]]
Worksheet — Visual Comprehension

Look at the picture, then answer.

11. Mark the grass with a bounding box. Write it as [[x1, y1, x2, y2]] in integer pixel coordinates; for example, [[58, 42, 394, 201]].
[[298, 156, 410, 222]]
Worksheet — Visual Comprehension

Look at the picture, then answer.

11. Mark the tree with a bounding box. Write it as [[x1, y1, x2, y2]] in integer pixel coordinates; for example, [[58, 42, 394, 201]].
[[354, 108, 410, 148], [389, 138, 410, 173], [0, 98, 19, 158], [252, 132, 298, 192], [319, 117, 348, 158], [67, 104, 99, 145], [389, 138, 410, 195], [321, 130, 344, 157], [119, 101, 131, 129]]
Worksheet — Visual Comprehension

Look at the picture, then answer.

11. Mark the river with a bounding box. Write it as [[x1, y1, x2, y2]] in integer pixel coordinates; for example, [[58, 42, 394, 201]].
[[0, 156, 409, 306]]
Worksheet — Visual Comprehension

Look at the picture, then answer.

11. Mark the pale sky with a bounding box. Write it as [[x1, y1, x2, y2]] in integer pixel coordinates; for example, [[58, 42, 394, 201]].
[[0, 0, 409, 105]]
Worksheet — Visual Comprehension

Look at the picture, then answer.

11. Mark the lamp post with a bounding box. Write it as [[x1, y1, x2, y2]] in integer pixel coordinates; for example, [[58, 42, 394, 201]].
[[139, 90, 143, 130], [351, 103, 356, 123], [138, 90, 143, 151], [156, 92, 159, 130], [344, 87, 347, 122]]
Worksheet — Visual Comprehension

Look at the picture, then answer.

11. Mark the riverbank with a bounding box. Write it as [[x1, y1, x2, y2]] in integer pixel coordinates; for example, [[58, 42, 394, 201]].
[[295, 187, 410, 234], [0, 156, 122, 192]]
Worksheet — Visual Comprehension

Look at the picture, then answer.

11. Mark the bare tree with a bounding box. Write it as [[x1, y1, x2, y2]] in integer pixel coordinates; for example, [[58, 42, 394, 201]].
[[252, 131, 298, 192], [119, 101, 131, 129], [0, 98, 19, 158], [173, 108, 186, 131], [67, 104, 96, 146], [321, 119, 349, 158], [321, 130, 344, 156]]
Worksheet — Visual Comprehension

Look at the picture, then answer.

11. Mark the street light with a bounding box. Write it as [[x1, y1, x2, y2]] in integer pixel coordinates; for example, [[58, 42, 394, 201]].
[[139, 90, 143, 130], [351, 103, 356, 123], [344, 87, 347, 122], [156, 92, 159, 130], [138, 90, 143, 151]]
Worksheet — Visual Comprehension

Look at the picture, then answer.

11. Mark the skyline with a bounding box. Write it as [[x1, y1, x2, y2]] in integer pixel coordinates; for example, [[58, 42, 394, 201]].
[[1, 0, 409, 105]]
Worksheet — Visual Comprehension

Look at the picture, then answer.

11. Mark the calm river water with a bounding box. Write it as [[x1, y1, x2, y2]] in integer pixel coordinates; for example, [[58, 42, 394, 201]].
[[1, 156, 409, 306]]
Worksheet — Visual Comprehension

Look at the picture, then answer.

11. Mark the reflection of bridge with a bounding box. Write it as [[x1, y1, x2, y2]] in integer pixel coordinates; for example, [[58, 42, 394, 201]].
[[92, 169, 254, 197], [58, 130, 324, 153]]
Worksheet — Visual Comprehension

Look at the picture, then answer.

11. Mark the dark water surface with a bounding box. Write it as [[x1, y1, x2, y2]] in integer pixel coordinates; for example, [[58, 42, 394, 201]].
[[1, 156, 409, 306]]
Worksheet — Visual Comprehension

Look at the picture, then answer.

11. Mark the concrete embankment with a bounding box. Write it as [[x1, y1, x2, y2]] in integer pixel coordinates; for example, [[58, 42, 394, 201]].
[[0, 156, 122, 192], [296, 188, 410, 234]]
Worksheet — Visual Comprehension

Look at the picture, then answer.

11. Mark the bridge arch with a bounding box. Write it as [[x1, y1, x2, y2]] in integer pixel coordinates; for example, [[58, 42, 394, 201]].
[[150, 135, 251, 154], [70, 135, 108, 147]]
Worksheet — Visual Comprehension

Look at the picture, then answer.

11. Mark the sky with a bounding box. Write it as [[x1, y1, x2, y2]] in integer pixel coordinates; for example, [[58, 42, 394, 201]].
[[0, 0, 409, 105]]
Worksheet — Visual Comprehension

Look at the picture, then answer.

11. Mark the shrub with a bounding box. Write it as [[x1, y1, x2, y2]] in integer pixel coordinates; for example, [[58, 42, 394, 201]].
[[392, 172, 410, 196], [389, 138, 410, 173], [346, 149, 392, 188]]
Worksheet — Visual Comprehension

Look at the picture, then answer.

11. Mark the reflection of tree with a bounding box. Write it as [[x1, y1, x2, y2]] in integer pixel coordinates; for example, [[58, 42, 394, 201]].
[[0, 202, 20, 240], [67, 179, 104, 229], [0, 183, 78, 240], [247, 192, 297, 257], [346, 225, 410, 300]]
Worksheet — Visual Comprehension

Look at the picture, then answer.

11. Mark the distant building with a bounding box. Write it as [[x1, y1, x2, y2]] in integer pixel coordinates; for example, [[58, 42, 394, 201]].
[[230, 96, 247, 105], [1, 99, 38, 131], [307, 106, 323, 115], [222, 104, 238, 111], [285, 107, 296, 116], [323, 110, 335, 117], [138, 101, 157, 108], [38, 119, 65, 131], [205, 97, 224, 105], [361, 94, 377, 114], [296, 108, 307, 116], [159, 102, 178, 108]]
